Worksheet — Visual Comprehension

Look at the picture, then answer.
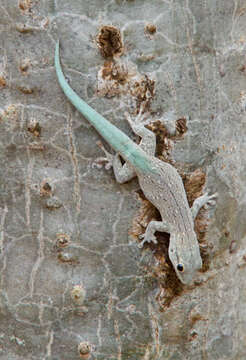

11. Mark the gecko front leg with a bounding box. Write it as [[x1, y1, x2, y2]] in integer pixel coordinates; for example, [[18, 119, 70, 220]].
[[191, 192, 218, 220], [139, 220, 175, 247]]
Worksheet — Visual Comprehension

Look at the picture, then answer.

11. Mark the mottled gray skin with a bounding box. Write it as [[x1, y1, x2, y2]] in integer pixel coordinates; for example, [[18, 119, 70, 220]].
[[136, 158, 203, 284], [55, 41, 216, 284]]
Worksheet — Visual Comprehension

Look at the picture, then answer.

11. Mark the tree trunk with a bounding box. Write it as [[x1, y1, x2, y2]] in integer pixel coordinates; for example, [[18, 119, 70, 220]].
[[0, 1, 245, 359]]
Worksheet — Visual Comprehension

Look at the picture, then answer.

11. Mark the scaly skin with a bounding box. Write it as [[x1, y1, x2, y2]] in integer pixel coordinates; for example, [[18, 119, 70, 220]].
[[55, 41, 217, 284]]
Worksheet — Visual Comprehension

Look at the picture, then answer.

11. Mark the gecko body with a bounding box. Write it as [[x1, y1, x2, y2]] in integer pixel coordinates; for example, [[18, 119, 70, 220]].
[[55, 41, 216, 284]]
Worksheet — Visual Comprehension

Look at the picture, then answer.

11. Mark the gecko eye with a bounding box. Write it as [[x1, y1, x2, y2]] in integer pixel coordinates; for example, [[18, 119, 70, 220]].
[[177, 264, 184, 272]]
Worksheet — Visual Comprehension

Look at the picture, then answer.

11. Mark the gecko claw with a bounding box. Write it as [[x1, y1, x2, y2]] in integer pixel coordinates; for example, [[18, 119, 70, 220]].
[[203, 192, 218, 208], [92, 157, 110, 169], [138, 233, 158, 248], [95, 141, 114, 169]]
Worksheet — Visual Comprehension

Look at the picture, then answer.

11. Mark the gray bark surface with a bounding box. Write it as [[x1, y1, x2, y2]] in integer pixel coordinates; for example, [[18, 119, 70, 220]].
[[0, 0, 245, 359]]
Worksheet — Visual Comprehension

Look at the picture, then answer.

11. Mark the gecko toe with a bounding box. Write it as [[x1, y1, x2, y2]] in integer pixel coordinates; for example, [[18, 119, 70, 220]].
[[138, 233, 157, 247]]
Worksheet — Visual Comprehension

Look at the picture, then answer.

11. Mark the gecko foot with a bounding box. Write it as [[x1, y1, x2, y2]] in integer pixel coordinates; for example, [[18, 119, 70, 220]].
[[94, 141, 114, 170], [138, 233, 158, 248], [124, 103, 149, 127], [191, 191, 218, 219], [92, 156, 112, 170], [201, 192, 218, 208]]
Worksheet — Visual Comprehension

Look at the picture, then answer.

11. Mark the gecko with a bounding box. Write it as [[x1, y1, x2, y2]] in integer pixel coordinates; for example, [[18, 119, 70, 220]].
[[55, 40, 217, 284]]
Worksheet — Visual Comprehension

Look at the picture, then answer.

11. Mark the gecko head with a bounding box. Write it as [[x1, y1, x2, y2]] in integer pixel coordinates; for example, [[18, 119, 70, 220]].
[[168, 231, 202, 285]]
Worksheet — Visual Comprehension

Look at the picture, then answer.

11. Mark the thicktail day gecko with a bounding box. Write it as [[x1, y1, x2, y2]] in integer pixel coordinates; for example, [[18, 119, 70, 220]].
[[55, 41, 217, 284]]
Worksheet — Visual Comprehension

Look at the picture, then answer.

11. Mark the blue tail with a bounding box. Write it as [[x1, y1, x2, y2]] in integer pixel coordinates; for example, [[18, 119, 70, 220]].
[[55, 41, 152, 172]]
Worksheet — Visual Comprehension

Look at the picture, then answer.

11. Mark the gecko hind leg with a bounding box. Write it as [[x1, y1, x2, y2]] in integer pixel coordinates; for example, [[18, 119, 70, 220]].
[[138, 220, 174, 248], [97, 109, 157, 184], [109, 110, 157, 183], [97, 142, 136, 183], [125, 110, 156, 156]]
